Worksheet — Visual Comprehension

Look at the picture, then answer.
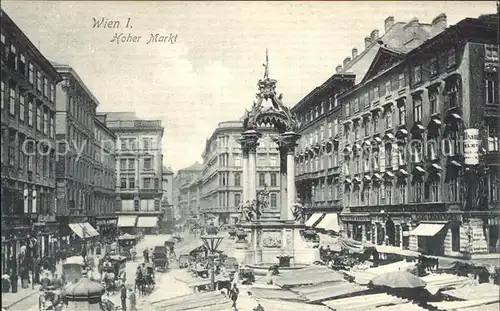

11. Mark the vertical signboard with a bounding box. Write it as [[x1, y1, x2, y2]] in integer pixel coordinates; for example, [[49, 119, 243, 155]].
[[463, 128, 480, 165]]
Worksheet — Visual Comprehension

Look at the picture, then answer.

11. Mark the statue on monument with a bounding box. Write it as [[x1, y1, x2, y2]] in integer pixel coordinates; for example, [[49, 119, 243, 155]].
[[290, 201, 305, 223]]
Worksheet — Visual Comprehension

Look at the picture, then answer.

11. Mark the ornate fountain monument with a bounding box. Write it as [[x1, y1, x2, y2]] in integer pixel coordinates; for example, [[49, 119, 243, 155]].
[[234, 50, 319, 270]]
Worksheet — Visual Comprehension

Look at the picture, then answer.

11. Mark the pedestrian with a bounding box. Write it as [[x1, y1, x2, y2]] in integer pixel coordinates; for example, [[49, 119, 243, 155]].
[[129, 287, 137, 311], [120, 284, 127, 311], [229, 283, 239, 310], [143, 249, 149, 263]]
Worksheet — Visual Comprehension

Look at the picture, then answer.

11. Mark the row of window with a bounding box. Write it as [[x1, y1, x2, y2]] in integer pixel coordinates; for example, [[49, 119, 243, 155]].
[[343, 138, 458, 175], [0, 130, 55, 179], [92, 167, 115, 190], [68, 95, 95, 132], [343, 177, 456, 207], [119, 137, 156, 150], [1, 34, 56, 103], [119, 157, 155, 170], [119, 177, 160, 189], [65, 156, 98, 185], [1, 80, 55, 138]]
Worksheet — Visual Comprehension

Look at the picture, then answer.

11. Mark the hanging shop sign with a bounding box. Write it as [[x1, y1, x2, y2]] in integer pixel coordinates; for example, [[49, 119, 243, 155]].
[[412, 213, 462, 222], [463, 128, 480, 165]]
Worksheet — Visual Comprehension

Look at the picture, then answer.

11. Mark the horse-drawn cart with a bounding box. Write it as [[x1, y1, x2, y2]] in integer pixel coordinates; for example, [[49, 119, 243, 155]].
[[100, 255, 127, 294], [118, 234, 138, 260]]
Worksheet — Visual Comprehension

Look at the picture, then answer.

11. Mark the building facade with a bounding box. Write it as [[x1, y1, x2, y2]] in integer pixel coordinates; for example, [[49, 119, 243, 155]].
[[1, 8, 61, 275], [104, 112, 165, 234], [53, 63, 107, 239], [94, 113, 117, 235], [292, 15, 435, 224], [200, 121, 282, 225], [338, 14, 499, 258], [162, 165, 174, 207], [176, 162, 204, 224]]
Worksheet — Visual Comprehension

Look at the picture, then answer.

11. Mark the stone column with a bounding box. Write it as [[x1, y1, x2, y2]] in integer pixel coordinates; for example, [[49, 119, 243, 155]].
[[135, 156, 140, 189], [239, 137, 249, 203], [281, 132, 301, 221], [242, 130, 261, 204]]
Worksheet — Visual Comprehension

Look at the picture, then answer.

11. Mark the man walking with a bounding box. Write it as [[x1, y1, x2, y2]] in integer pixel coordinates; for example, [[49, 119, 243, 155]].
[[120, 284, 127, 311], [129, 287, 137, 311], [229, 283, 239, 310]]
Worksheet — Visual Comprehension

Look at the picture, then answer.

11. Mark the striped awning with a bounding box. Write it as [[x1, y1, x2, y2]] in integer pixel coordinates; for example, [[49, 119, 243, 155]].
[[305, 213, 324, 227], [69, 222, 99, 239], [117, 215, 137, 227], [315, 214, 340, 232], [136, 216, 159, 228]]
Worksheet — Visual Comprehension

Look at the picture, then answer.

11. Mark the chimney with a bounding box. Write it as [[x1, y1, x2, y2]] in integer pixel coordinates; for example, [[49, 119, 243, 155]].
[[335, 65, 342, 73], [370, 29, 380, 42], [352, 48, 358, 59], [406, 17, 419, 28], [431, 13, 447, 36], [385, 16, 395, 32], [364, 37, 372, 48], [343, 57, 351, 68]]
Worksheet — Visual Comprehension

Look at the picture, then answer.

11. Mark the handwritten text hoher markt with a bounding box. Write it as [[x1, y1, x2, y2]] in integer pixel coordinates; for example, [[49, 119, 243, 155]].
[[92, 18, 178, 45]]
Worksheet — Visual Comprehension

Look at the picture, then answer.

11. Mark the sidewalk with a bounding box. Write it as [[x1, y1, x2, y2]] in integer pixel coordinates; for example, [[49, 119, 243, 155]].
[[2, 260, 65, 309], [2, 282, 41, 309]]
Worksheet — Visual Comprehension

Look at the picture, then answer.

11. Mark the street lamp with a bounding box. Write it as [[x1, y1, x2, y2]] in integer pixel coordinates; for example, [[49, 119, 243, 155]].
[[200, 234, 224, 290]]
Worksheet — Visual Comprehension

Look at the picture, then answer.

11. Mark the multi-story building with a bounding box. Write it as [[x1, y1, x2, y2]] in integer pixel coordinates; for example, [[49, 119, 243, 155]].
[[176, 162, 204, 223], [200, 121, 282, 225], [162, 165, 174, 207], [1, 9, 61, 273], [161, 165, 174, 231], [94, 113, 117, 235], [53, 63, 104, 240], [293, 15, 435, 231], [339, 14, 499, 258], [104, 112, 165, 234]]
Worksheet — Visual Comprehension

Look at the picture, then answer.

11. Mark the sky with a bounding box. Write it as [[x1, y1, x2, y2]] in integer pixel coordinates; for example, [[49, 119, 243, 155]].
[[2, 1, 495, 173]]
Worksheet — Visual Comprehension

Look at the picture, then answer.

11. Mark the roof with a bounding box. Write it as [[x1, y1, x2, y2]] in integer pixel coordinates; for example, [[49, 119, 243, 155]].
[[162, 166, 174, 174], [179, 162, 204, 172], [51, 62, 100, 106], [1, 9, 61, 82]]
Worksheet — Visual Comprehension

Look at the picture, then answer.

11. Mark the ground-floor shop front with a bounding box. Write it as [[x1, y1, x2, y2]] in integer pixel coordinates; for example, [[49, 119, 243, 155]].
[[117, 214, 161, 235], [340, 211, 500, 259], [95, 215, 118, 240]]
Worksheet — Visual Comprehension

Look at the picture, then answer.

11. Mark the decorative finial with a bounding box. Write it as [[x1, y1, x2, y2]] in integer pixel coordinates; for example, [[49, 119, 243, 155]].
[[263, 48, 269, 79]]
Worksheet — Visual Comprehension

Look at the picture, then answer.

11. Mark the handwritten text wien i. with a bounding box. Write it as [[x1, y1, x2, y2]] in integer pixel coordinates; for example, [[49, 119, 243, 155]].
[[92, 18, 178, 44]]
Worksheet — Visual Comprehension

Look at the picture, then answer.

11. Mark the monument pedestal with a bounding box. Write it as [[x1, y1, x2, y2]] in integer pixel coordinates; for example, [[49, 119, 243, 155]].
[[235, 220, 319, 267]]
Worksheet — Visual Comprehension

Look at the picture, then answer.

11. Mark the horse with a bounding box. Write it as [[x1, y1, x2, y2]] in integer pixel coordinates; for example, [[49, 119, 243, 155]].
[[102, 272, 116, 294]]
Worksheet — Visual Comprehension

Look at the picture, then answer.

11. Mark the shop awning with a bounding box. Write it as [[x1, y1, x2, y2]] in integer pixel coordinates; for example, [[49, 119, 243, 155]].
[[305, 213, 324, 227], [322, 293, 409, 310], [136, 216, 159, 228], [410, 223, 446, 236], [117, 215, 137, 227], [68, 223, 99, 239], [82, 222, 100, 237], [315, 213, 340, 232]]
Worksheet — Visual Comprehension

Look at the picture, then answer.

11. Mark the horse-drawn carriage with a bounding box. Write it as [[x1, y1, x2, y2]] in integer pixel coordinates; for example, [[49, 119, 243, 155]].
[[153, 245, 169, 272], [178, 254, 190, 269], [136, 264, 155, 295], [38, 272, 64, 311], [164, 238, 176, 258], [118, 234, 138, 260], [100, 255, 127, 294]]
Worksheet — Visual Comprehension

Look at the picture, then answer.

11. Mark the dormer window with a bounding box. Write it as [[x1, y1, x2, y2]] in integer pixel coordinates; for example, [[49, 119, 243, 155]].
[[446, 47, 457, 68], [413, 65, 422, 84], [398, 72, 406, 89], [385, 80, 392, 95], [430, 56, 439, 76]]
